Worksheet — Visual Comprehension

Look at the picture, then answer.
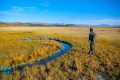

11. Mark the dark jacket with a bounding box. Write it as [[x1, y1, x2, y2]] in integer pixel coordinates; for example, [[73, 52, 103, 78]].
[[89, 32, 95, 42]]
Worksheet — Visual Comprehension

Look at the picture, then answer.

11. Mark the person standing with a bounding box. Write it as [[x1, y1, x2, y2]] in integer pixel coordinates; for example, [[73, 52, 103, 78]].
[[88, 27, 96, 55]]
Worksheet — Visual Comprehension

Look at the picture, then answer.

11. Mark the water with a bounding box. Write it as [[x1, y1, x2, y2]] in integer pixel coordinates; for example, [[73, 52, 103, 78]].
[[0, 39, 72, 75]]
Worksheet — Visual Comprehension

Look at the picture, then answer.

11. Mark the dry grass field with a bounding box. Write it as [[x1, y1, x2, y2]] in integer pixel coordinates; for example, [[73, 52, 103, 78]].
[[0, 26, 120, 80]]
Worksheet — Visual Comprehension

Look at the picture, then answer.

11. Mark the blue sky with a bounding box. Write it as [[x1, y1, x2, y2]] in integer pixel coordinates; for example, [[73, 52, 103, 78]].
[[0, 0, 120, 25]]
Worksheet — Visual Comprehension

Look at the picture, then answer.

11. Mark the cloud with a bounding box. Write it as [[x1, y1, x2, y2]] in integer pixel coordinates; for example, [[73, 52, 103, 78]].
[[0, 6, 38, 22], [70, 18, 120, 25], [0, 6, 120, 25], [93, 19, 120, 25], [0, 6, 37, 16]]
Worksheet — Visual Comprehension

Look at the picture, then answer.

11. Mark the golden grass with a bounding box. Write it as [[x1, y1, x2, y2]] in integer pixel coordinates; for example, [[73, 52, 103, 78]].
[[0, 31, 61, 67], [0, 26, 120, 80]]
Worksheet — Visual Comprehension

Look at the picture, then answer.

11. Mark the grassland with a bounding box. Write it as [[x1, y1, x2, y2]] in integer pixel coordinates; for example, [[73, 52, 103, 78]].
[[0, 29, 61, 67], [0, 26, 120, 80]]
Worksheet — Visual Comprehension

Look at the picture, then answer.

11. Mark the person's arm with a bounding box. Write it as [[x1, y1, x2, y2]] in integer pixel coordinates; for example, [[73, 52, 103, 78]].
[[88, 33, 92, 44], [94, 33, 96, 43], [88, 33, 90, 41]]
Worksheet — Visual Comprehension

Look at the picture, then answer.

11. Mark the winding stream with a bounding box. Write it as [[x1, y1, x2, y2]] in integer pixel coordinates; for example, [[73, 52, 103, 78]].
[[0, 39, 72, 75]]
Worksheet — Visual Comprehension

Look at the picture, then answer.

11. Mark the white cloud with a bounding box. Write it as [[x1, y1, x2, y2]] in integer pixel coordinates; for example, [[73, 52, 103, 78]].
[[0, 6, 120, 25], [93, 19, 120, 25], [0, 6, 37, 16], [71, 18, 120, 25]]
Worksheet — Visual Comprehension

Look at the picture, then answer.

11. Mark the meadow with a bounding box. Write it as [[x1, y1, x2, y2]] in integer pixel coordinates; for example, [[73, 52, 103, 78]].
[[0, 26, 120, 80]]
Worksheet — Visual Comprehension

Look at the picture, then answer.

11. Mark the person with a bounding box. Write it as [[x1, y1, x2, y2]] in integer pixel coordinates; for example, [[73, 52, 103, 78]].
[[88, 27, 96, 55]]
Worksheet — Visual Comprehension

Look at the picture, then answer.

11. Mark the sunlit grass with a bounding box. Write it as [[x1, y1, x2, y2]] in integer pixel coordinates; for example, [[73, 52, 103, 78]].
[[0, 32, 61, 67], [0, 26, 120, 80]]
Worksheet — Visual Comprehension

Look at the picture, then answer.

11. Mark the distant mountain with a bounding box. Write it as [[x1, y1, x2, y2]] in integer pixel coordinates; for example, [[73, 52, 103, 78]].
[[0, 22, 120, 28], [95, 24, 120, 28], [96, 24, 112, 27], [0, 22, 81, 27]]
